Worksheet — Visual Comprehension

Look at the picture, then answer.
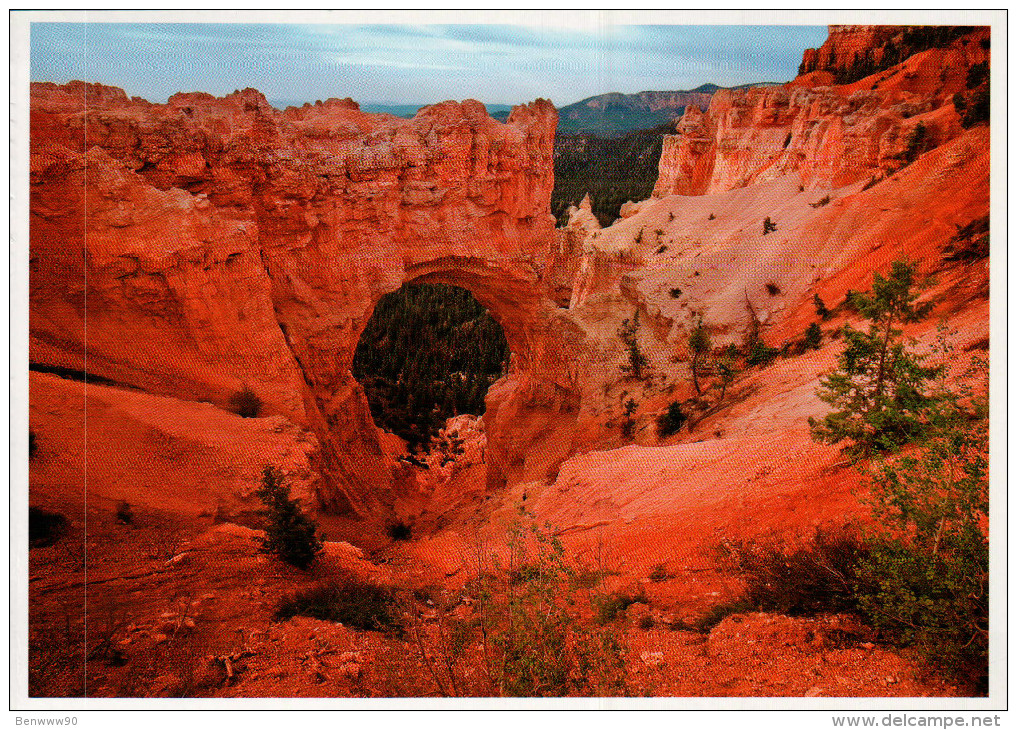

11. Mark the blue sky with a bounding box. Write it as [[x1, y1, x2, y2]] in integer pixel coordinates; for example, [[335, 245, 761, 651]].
[[31, 22, 828, 108]]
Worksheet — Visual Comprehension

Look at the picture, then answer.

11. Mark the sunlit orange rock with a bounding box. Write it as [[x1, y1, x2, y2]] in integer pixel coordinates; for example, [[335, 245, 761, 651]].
[[30, 82, 572, 514], [654, 26, 989, 197]]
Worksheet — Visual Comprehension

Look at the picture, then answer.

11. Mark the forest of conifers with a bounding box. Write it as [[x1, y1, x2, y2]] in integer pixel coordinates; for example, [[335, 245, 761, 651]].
[[352, 283, 509, 450]]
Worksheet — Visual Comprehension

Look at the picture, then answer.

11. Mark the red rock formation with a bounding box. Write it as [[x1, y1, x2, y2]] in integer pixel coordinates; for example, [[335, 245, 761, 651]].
[[654, 26, 989, 197], [653, 105, 715, 197], [798, 25, 900, 77], [30, 82, 570, 514]]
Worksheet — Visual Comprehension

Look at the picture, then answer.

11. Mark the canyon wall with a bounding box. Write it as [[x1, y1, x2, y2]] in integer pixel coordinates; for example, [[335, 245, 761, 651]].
[[28, 25, 992, 518], [798, 25, 901, 77], [654, 27, 989, 197], [30, 83, 579, 514]]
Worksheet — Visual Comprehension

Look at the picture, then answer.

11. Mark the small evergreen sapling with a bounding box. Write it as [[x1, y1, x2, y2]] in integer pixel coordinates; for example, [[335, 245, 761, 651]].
[[256, 465, 323, 569], [618, 311, 649, 380], [229, 387, 263, 418], [808, 260, 940, 460], [716, 353, 738, 402], [900, 122, 929, 165], [688, 319, 711, 395], [657, 402, 686, 437], [804, 322, 823, 351], [813, 293, 831, 320], [620, 398, 638, 438]]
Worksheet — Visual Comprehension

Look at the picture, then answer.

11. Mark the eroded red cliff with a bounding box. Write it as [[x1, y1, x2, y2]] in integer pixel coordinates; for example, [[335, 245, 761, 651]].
[[30, 83, 567, 513], [654, 26, 989, 197]]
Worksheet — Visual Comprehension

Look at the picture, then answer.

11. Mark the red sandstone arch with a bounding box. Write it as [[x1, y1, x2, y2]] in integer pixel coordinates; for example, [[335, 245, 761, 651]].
[[28, 82, 582, 514]]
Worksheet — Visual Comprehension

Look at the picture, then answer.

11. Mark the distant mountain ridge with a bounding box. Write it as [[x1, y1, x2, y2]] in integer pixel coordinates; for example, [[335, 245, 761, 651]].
[[556, 83, 781, 137], [270, 82, 783, 135]]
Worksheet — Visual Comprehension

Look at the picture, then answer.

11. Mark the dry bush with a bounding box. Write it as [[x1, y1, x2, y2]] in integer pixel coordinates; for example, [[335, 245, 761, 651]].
[[228, 387, 263, 418]]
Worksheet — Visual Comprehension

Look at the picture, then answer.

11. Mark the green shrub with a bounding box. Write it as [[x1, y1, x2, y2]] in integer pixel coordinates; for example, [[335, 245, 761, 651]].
[[388, 521, 412, 541], [900, 122, 930, 165], [688, 319, 712, 394], [944, 216, 989, 261], [276, 577, 402, 634], [746, 339, 780, 367], [657, 401, 686, 438], [620, 398, 638, 438], [858, 375, 988, 690], [804, 323, 823, 350], [966, 61, 988, 89], [648, 563, 672, 582], [693, 598, 755, 633], [618, 311, 649, 380], [594, 590, 647, 625], [485, 509, 629, 696], [813, 293, 831, 320], [838, 289, 859, 313], [669, 287, 682, 298], [725, 527, 871, 617], [708, 213, 716, 221], [229, 387, 263, 418], [809, 195, 831, 208], [571, 567, 606, 589], [762, 217, 777, 235], [862, 175, 881, 192], [256, 466, 323, 570], [115, 500, 134, 525], [716, 353, 738, 402], [961, 84, 990, 128], [29, 506, 68, 548], [405, 508, 629, 697]]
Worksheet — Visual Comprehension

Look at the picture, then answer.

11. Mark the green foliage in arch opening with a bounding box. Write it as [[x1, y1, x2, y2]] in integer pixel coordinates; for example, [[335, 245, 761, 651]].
[[352, 283, 510, 452]]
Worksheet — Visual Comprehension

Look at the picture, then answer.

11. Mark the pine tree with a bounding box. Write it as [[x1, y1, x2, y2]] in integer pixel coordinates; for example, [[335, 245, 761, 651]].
[[618, 311, 649, 380], [256, 466, 323, 570], [804, 322, 823, 350], [688, 318, 712, 395], [716, 353, 738, 402], [809, 260, 940, 459], [813, 293, 831, 320]]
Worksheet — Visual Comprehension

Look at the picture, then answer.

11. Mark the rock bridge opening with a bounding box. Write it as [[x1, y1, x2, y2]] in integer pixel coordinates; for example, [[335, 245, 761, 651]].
[[351, 281, 510, 456], [29, 84, 583, 520]]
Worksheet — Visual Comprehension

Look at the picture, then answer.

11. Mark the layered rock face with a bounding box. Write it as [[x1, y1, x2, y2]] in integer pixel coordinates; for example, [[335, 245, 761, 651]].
[[798, 25, 900, 77], [653, 27, 989, 197], [565, 25, 989, 447], [30, 82, 576, 514]]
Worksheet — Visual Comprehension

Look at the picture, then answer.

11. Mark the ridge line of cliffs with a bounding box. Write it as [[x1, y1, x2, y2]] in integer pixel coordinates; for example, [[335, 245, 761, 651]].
[[653, 25, 989, 197]]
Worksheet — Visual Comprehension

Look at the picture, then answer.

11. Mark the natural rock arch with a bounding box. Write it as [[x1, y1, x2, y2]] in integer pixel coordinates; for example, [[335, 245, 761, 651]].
[[29, 82, 585, 515]]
